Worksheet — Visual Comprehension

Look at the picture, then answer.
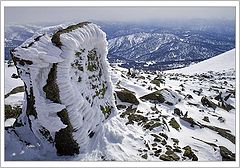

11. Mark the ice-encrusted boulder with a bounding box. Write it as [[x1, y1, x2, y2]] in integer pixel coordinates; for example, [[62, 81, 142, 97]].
[[11, 22, 116, 156]]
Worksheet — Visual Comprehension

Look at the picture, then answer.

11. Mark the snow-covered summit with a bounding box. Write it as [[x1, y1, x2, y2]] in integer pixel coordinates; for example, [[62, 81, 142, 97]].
[[166, 49, 235, 74]]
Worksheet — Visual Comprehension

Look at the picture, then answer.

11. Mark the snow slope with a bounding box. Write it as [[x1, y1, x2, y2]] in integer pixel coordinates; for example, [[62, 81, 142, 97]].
[[4, 24, 236, 162], [4, 58, 236, 161], [4, 63, 23, 93], [166, 49, 235, 74]]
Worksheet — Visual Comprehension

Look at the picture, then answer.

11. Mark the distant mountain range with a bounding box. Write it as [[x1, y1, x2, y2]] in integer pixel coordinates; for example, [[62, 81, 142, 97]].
[[4, 20, 235, 67], [4, 24, 41, 60], [107, 20, 235, 63]]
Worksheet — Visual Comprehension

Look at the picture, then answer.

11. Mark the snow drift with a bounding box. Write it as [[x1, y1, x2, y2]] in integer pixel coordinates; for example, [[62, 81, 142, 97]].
[[10, 22, 116, 156]]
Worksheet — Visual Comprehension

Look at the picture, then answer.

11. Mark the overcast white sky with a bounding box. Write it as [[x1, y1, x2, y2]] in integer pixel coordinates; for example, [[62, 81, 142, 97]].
[[5, 7, 235, 24]]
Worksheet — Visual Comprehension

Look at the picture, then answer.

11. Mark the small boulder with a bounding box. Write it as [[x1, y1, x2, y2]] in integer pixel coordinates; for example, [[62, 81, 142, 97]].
[[11, 73, 19, 79], [116, 104, 126, 110], [171, 138, 179, 145], [116, 88, 139, 105], [160, 154, 173, 161], [185, 94, 193, 99], [140, 90, 165, 103], [169, 153, 180, 161], [202, 116, 210, 122], [219, 146, 235, 161], [201, 96, 217, 110], [173, 108, 183, 116], [141, 153, 148, 160], [165, 149, 174, 155], [169, 118, 181, 131], [159, 132, 168, 140], [183, 145, 198, 161]]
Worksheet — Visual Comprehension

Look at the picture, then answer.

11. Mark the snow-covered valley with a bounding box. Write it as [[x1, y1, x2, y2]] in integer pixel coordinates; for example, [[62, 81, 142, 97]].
[[4, 41, 236, 162]]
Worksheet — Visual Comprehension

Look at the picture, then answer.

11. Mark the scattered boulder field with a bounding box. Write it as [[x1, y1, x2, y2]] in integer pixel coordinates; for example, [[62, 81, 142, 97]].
[[111, 61, 236, 161], [4, 49, 236, 161]]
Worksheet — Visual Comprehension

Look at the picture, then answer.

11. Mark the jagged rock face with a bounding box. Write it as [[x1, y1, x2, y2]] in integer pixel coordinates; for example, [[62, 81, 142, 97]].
[[11, 22, 116, 155]]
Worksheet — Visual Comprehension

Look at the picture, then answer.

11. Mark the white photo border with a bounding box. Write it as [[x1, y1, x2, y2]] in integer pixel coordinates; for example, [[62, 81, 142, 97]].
[[1, 1, 239, 167]]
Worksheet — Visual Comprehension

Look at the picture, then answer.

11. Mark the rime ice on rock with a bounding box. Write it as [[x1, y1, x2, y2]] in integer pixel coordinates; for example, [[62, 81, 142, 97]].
[[11, 22, 116, 156]]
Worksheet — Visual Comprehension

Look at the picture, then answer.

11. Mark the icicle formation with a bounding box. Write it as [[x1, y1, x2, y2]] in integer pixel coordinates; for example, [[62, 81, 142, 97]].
[[11, 22, 116, 156]]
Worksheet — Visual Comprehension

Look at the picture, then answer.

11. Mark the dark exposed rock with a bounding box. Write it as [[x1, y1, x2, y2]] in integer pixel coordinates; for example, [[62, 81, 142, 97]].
[[180, 116, 203, 128], [154, 138, 161, 142], [88, 131, 95, 138], [165, 145, 172, 150], [127, 113, 148, 125], [168, 153, 180, 161], [161, 139, 167, 146], [173, 146, 182, 153], [224, 93, 232, 101], [218, 101, 235, 112], [151, 79, 161, 87], [219, 146, 235, 161], [151, 133, 162, 141], [155, 149, 162, 154], [143, 120, 162, 130], [116, 104, 126, 110], [159, 132, 168, 140], [26, 86, 38, 118], [193, 88, 203, 96], [171, 138, 179, 145], [202, 116, 210, 122], [218, 117, 225, 123], [214, 92, 223, 101], [185, 94, 193, 99], [52, 22, 91, 48], [5, 86, 24, 99], [152, 143, 158, 147], [55, 109, 80, 156], [187, 102, 200, 107], [140, 90, 165, 103], [183, 145, 198, 161], [214, 91, 235, 111], [120, 106, 137, 118], [173, 108, 183, 116], [100, 105, 113, 119], [165, 101, 174, 106], [11, 73, 19, 79], [140, 88, 178, 106], [165, 149, 174, 155], [39, 126, 54, 143], [162, 118, 170, 132], [200, 74, 212, 79], [169, 118, 181, 131], [5, 105, 22, 120], [201, 96, 217, 110], [226, 89, 235, 97], [141, 153, 148, 159], [116, 88, 139, 105], [160, 154, 173, 161]]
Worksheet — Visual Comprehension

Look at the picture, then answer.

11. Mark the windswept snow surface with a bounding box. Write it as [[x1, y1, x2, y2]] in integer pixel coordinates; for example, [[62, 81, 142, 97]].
[[166, 49, 235, 74], [4, 63, 23, 93]]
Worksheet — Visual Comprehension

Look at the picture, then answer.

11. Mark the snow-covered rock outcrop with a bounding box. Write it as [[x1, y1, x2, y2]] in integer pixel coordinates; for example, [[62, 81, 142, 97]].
[[11, 22, 116, 155]]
